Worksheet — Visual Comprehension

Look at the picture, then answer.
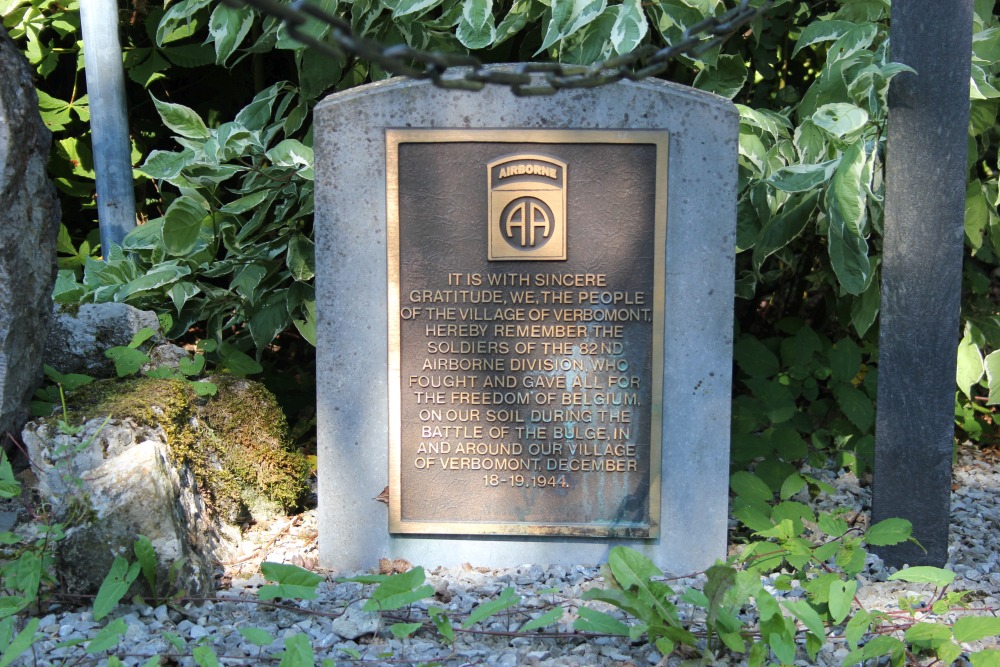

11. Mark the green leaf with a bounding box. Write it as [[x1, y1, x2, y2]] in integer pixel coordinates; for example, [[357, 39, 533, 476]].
[[238, 627, 276, 646], [850, 277, 879, 337], [140, 148, 196, 181], [782, 599, 825, 640], [573, 607, 630, 635], [133, 535, 158, 595], [364, 567, 434, 612], [162, 196, 210, 256], [609, 0, 646, 55], [864, 518, 912, 547], [537, 0, 608, 53], [834, 384, 874, 431], [259, 562, 324, 600], [904, 621, 952, 646], [193, 645, 220, 667], [734, 336, 779, 378], [118, 264, 192, 300], [792, 19, 858, 57], [828, 579, 856, 624], [392, 0, 446, 18], [462, 587, 520, 627], [985, 350, 1000, 405], [958, 332, 986, 400], [952, 616, 1000, 643], [208, 4, 253, 65], [266, 139, 314, 180], [768, 160, 839, 193], [389, 622, 422, 639], [248, 293, 289, 351], [429, 607, 454, 642], [973, 649, 1000, 667], [156, 0, 214, 45], [0, 618, 37, 667], [827, 141, 870, 295], [888, 566, 955, 586], [693, 54, 748, 100], [966, 180, 989, 249], [178, 354, 206, 376], [457, 0, 497, 48], [278, 633, 314, 667], [94, 556, 141, 621], [844, 609, 871, 648], [292, 298, 317, 347], [730, 471, 773, 504], [151, 95, 210, 139], [85, 618, 127, 654], [286, 234, 315, 282], [189, 381, 217, 396], [519, 607, 564, 632], [105, 346, 150, 378], [812, 103, 869, 139], [779, 472, 806, 501], [817, 512, 849, 538], [219, 343, 264, 376], [752, 190, 821, 272]]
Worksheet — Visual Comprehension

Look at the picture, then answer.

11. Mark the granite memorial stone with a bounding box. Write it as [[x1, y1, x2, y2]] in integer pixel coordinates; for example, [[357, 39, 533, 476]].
[[315, 76, 736, 573]]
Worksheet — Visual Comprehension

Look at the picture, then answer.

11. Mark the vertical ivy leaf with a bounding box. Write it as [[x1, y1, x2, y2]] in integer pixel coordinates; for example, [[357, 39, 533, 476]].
[[286, 234, 315, 282], [966, 180, 989, 250], [957, 331, 986, 399], [537, 0, 608, 53], [457, 0, 496, 49], [610, 0, 647, 55], [850, 276, 879, 338], [0, 618, 38, 667], [826, 141, 870, 295], [133, 535, 158, 595], [985, 350, 1000, 405], [151, 95, 211, 139]]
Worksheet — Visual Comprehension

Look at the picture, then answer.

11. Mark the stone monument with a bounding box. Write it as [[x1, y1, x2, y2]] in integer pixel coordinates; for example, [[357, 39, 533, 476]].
[[0, 28, 59, 439], [315, 76, 736, 573]]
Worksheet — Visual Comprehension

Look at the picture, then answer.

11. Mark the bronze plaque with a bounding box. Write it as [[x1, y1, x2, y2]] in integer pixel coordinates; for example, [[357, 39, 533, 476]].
[[387, 129, 667, 537]]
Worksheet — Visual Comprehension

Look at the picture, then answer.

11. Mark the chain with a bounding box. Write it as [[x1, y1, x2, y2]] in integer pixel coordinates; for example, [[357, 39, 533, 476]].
[[222, 0, 770, 96]]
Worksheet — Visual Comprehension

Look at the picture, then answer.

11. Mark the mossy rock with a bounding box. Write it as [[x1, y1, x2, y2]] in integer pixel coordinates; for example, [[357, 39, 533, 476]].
[[66, 375, 310, 523]]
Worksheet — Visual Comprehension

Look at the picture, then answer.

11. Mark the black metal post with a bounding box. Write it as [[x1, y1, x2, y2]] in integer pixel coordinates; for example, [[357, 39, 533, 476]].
[[872, 0, 974, 566]]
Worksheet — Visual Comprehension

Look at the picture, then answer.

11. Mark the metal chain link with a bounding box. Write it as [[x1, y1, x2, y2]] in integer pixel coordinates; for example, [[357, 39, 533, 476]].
[[223, 0, 771, 96]]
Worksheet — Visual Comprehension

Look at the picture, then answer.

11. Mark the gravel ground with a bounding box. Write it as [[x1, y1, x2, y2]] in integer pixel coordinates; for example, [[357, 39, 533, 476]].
[[12, 448, 1000, 666]]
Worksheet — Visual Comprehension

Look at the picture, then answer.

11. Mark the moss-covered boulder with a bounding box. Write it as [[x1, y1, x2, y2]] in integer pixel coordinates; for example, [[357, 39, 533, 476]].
[[22, 376, 310, 595], [65, 375, 310, 522]]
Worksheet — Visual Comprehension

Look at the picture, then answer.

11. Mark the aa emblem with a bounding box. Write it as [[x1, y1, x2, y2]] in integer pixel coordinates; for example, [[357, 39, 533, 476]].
[[487, 154, 567, 261]]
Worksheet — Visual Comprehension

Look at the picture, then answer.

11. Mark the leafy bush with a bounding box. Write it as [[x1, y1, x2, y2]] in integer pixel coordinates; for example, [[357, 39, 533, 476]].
[[4, 0, 999, 453]]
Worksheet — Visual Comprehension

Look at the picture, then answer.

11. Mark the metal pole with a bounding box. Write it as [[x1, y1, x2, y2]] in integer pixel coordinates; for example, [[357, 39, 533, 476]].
[[79, 0, 136, 256], [872, 0, 974, 567]]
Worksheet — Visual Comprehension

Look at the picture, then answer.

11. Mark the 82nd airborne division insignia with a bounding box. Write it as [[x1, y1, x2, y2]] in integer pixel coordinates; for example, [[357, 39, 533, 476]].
[[487, 154, 567, 261]]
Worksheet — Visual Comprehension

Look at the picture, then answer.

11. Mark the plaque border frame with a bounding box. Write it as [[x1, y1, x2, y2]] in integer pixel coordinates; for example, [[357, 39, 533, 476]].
[[386, 128, 668, 538]]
